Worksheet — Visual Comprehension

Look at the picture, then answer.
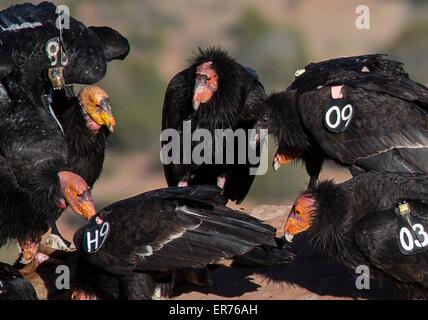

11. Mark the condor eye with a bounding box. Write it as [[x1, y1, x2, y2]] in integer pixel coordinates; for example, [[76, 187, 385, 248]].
[[78, 189, 88, 197]]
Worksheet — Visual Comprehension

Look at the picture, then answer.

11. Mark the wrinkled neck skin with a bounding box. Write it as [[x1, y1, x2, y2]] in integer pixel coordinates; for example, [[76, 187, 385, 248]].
[[60, 100, 108, 188], [190, 72, 243, 131], [188, 51, 247, 132]]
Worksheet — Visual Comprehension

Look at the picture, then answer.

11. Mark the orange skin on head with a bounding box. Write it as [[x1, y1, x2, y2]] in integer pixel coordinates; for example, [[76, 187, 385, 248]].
[[193, 61, 218, 106], [273, 151, 303, 171], [79, 86, 116, 133], [58, 171, 96, 220], [284, 194, 316, 236], [274, 152, 295, 166]]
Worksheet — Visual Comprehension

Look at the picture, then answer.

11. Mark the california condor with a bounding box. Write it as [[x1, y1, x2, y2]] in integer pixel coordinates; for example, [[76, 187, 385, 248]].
[[161, 47, 266, 203], [257, 54, 428, 188], [0, 2, 130, 98], [0, 2, 129, 257], [0, 158, 96, 264], [284, 172, 428, 299], [72, 185, 288, 299], [0, 262, 37, 300], [53, 85, 116, 188], [0, 57, 96, 260]]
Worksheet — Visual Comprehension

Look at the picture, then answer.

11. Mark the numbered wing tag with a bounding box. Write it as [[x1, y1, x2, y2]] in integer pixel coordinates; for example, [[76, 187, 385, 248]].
[[44, 37, 68, 67], [82, 217, 110, 254], [323, 99, 354, 133], [395, 205, 428, 255]]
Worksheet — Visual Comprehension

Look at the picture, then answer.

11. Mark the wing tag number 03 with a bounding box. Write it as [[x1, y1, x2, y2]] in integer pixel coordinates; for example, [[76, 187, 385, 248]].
[[396, 208, 428, 255], [323, 100, 353, 133], [82, 217, 110, 254]]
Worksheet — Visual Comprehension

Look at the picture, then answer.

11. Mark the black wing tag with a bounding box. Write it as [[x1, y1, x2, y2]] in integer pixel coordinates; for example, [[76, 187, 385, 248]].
[[323, 99, 353, 133], [395, 201, 428, 255], [82, 216, 110, 254]]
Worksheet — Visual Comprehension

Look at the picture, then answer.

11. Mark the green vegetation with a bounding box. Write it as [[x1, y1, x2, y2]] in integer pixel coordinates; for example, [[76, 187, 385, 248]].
[[100, 58, 166, 150], [230, 8, 309, 200], [232, 7, 308, 90]]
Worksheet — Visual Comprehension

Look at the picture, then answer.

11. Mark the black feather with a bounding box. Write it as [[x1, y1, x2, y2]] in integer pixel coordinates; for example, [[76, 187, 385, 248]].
[[74, 185, 289, 299], [161, 47, 266, 202], [260, 54, 428, 189]]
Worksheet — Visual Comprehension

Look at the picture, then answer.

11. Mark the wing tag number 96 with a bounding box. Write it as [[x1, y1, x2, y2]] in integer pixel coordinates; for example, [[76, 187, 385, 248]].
[[323, 100, 353, 133]]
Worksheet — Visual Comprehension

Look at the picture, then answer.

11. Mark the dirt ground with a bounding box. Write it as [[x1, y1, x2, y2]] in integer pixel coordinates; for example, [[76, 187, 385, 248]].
[[170, 205, 393, 300], [5, 203, 394, 300]]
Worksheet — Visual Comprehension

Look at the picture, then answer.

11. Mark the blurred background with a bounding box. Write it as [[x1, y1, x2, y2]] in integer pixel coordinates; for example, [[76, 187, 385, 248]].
[[1, 0, 427, 210]]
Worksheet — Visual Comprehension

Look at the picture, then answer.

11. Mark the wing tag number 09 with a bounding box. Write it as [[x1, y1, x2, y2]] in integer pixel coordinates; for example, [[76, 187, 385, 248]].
[[323, 100, 353, 133]]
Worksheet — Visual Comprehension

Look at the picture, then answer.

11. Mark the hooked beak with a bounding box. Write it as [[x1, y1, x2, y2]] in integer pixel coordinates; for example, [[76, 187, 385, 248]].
[[272, 153, 292, 172], [273, 159, 281, 172], [59, 171, 97, 220], [193, 75, 207, 110], [284, 232, 294, 243], [72, 192, 97, 220], [99, 99, 116, 132], [249, 130, 260, 150]]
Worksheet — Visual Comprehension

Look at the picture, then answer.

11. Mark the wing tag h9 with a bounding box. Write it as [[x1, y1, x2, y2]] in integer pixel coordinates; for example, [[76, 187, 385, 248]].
[[82, 217, 110, 254], [395, 201, 428, 255]]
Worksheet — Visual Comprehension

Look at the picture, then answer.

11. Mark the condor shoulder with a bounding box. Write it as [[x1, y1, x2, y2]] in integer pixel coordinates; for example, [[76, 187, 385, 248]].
[[297, 85, 428, 166]]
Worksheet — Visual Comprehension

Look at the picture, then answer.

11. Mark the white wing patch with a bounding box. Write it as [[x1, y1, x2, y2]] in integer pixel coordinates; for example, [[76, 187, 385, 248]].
[[136, 245, 153, 259], [177, 205, 207, 218], [354, 144, 428, 161], [0, 22, 42, 31], [48, 100, 64, 135]]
